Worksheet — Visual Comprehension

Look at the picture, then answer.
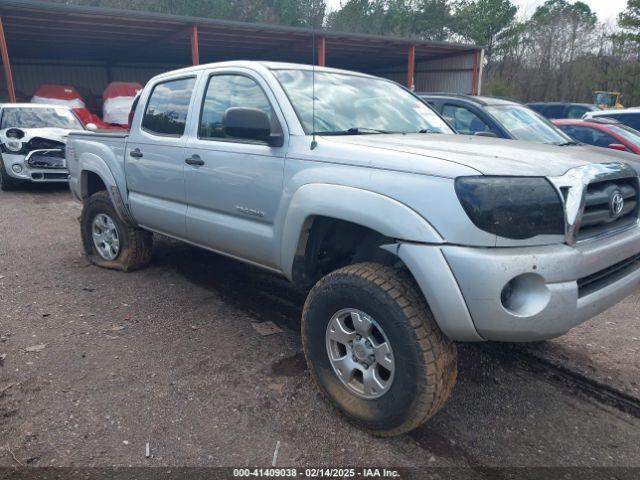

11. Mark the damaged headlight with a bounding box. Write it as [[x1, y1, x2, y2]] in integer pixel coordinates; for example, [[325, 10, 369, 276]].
[[454, 176, 565, 239], [4, 140, 23, 152]]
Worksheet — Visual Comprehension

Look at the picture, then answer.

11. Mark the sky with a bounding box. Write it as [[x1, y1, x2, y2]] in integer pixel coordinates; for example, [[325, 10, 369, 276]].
[[326, 0, 629, 24]]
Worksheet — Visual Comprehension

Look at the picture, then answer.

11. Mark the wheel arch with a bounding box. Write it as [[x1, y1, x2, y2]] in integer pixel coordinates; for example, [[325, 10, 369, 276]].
[[280, 184, 443, 286], [79, 155, 135, 226]]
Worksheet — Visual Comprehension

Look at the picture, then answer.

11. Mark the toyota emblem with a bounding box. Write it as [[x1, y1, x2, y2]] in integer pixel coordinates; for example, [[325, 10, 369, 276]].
[[609, 190, 624, 218]]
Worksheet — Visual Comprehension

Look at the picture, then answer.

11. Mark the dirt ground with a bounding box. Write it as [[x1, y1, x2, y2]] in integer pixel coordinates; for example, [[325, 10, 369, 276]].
[[1, 186, 640, 472]]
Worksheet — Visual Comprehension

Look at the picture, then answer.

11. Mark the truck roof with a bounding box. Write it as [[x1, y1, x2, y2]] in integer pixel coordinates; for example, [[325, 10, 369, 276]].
[[151, 60, 377, 82]]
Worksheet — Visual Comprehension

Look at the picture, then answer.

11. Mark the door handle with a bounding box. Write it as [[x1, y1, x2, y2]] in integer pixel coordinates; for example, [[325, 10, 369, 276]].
[[185, 155, 204, 166], [129, 148, 143, 159]]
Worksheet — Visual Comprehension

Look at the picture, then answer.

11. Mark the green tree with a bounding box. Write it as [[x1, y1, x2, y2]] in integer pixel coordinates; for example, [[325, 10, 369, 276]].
[[415, 0, 454, 41], [452, 0, 517, 59], [619, 0, 640, 40], [326, 0, 388, 34]]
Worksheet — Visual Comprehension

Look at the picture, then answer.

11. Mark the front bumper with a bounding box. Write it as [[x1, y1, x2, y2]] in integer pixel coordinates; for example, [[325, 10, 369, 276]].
[[1, 152, 69, 183], [397, 225, 640, 342]]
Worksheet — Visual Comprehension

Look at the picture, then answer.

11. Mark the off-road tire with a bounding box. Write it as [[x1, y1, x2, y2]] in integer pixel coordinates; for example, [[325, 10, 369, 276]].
[[81, 190, 152, 272], [302, 262, 457, 436], [0, 159, 23, 191]]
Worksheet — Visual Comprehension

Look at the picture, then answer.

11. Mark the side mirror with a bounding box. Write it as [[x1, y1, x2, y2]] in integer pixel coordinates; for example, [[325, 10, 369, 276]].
[[608, 143, 627, 152], [223, 107, 283, 147], [474, 131, 498, 138], [86, 123, 98, 132]]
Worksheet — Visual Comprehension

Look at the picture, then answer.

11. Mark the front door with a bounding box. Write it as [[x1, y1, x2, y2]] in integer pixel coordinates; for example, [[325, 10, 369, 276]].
[[126, 76, 197, 238], [184, 71, 287, 269]]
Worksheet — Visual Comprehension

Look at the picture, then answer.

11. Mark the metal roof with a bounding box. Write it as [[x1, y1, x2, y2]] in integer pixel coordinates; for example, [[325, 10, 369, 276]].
[[0, 0, 481, 70]]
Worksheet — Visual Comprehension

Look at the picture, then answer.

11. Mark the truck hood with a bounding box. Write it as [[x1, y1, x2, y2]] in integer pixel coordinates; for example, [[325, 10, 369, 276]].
[[325, 133, 640, 177]]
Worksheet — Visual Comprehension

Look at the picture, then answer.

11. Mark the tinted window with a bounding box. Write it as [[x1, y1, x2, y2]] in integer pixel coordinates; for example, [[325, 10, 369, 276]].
[[612, 114, 640, 131], [142, 78, 195, 136], [541, 105, 565, 119], [566, 106, 590, 119], [441, 104, 491, 135], [199, 74, 279, 141], [559, 125, 618, 148]]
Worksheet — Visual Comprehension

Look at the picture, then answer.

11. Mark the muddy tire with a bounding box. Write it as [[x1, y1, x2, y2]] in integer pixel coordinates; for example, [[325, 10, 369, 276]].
[[81, 190, 152, 272], [0, 159, 23, 191], [302, 262, 457, 437]]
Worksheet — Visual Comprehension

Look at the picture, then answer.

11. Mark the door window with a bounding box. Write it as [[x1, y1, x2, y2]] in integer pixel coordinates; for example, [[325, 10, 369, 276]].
[[141, 77, 196, 136], [559, 125, 618, 148], [441, 104, 491, 135], [199, 74, 280, 142]]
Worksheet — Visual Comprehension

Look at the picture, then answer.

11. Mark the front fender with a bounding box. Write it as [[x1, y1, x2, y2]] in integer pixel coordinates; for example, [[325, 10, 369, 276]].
[[280, 183, 443, 279]]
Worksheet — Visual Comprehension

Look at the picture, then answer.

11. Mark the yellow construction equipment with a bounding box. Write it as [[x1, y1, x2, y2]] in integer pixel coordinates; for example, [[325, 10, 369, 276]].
[[594, 91, 624, 109]]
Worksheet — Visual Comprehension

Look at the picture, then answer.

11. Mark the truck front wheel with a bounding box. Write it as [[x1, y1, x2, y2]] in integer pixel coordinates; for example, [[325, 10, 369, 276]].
[[301, 262, 457, 436], [80, 191, 152, 272]]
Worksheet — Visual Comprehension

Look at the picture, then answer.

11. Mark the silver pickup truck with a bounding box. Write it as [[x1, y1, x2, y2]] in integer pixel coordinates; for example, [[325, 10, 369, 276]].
[[67, 61, 640, 436]]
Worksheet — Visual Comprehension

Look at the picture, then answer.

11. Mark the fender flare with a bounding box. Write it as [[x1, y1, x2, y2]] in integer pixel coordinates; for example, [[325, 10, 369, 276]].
[[79, 153, 136, 226], [280, 183, 443, 279]]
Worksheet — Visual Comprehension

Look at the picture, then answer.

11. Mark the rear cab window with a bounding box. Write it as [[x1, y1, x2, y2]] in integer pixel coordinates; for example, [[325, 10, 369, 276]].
[[141, 77, 196, 136]]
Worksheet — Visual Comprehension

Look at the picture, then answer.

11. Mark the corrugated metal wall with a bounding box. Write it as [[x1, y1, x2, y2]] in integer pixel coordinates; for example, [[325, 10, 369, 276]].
[[0, 60, 181, 107], [0, 52, 480, 105], [375, 51, 477, 93]]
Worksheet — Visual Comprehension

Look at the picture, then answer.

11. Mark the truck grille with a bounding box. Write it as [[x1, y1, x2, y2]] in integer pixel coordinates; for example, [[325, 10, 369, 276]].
[[576, 177, 639, 240]]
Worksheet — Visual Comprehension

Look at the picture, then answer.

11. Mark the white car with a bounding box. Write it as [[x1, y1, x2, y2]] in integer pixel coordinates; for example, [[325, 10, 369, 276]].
[[0, 103, 86, 190], [583, 107, 640, 132]]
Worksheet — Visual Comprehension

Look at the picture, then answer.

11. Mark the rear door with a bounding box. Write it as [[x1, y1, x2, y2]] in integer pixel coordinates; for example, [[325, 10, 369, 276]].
[[183, 68, 288, 269], [125, 76, 198, 238]]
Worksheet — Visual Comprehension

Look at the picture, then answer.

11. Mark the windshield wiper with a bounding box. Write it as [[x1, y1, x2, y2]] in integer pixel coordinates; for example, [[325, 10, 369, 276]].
[[314, 127, 394, 135], [556, 141, 580, 146], [417, 128, 438, 133]]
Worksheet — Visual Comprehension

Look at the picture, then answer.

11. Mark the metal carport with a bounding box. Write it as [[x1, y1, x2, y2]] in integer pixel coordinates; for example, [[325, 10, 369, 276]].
[[0, 0, 483, 107]]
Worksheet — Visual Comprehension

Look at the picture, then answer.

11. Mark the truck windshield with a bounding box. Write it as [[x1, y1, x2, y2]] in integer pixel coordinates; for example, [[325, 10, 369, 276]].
[[485, 105, 572, 145], [272, 69, 453, 135], [1, 107, 83, 130]]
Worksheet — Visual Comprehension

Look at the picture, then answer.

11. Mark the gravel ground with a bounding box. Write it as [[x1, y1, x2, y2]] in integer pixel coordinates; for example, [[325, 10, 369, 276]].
[[521, 303, 640, 400], [1, 186, 640, 471]]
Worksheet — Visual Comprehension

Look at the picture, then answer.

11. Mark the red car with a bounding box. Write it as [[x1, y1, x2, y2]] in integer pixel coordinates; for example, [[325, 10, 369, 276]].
[[553, 118, 640, 154]]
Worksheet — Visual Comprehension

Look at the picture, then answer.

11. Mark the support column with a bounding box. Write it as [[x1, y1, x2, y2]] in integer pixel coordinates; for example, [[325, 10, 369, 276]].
[[0, 16, 16, 103], [471, 50, 480, 95], [317, 37, 326, 66], [190, 24, 199, 66], [407, 45, 416, 91]]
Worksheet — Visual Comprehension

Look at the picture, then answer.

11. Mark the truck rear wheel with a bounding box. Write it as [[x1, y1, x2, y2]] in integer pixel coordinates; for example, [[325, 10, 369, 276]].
[[81, 190, 152, 272], [301, 262, 457, 436]]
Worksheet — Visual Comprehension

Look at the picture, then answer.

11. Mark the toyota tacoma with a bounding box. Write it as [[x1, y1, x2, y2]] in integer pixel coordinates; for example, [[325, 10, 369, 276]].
[[66, 62, 640, 436]]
